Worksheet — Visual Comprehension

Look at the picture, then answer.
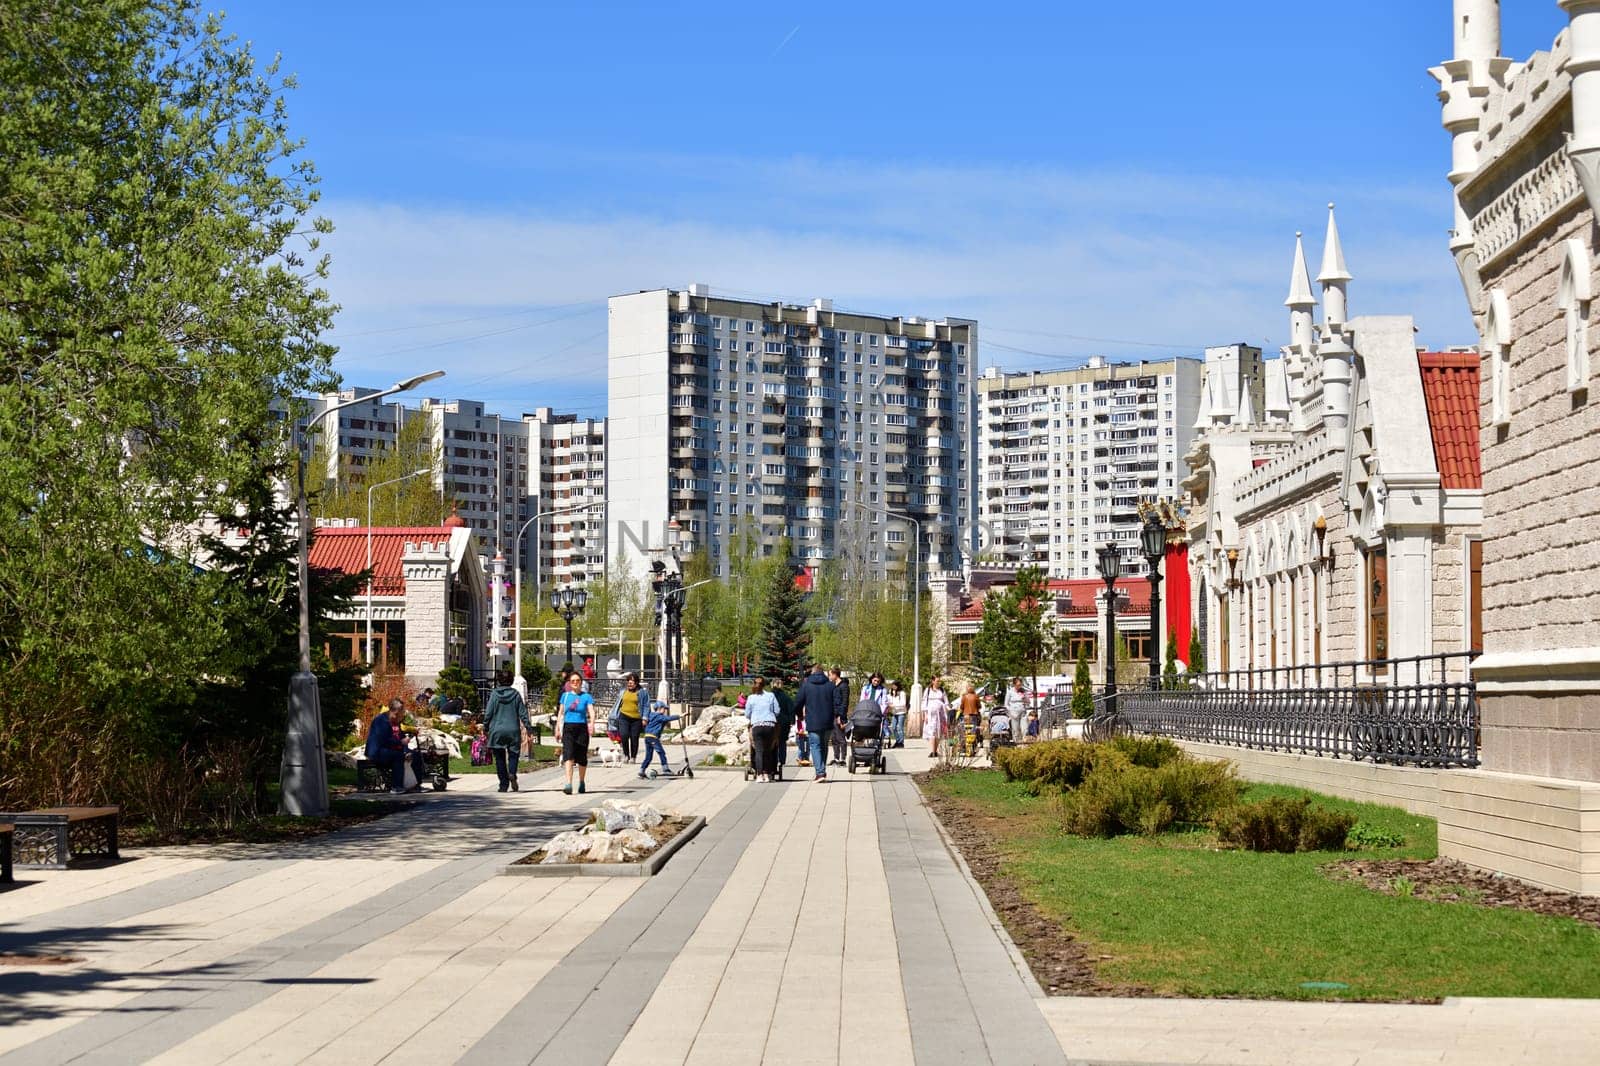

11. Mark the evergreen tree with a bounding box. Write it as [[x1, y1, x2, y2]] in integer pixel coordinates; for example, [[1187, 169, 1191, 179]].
[[1163, 631, 1180, 690], [1187, 628, 1205, 676], [758, 557, 811, 679], [1071, 647, 1094, 718]]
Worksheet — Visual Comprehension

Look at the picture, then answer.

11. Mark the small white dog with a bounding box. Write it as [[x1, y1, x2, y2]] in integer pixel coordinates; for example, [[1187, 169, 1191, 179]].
[[598, 746, 625, 768]]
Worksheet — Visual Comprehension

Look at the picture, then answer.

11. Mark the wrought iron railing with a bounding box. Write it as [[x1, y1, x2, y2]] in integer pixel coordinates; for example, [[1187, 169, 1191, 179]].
[[1087, 653, 1480, 768]]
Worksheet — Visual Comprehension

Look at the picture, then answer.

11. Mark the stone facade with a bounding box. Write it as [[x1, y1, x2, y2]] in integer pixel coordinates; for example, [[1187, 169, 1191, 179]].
[[1437, 2, 1600, 782]]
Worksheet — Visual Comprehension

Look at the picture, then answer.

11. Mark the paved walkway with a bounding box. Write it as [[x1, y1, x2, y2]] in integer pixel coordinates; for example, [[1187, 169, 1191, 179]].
[[1, 742, 1597, 1065]]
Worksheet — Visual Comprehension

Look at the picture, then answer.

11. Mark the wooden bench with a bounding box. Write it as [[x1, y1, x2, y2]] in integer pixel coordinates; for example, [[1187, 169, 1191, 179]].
[[0, 807, 119, 868], [355, 752, 449, 793], [1, 823, 12, 884]]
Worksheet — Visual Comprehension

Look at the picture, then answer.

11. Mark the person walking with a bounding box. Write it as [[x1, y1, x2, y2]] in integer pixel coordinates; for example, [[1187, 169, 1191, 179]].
[[744, 676, 780, 782], [958, 681, 983, 757], [481, 667, 533, 792], [921, 676, 951, 758], [799, 664, 842, 782], [828, 668, 851, 765], [773, 674, 798, 776], [885, 679, 908, 749], [558, 673, 593, 795], [610, 672, 646, 762], [1005, 678, 1028, 738], [639, 698, 680, 778], [858, 672, 888, 711]]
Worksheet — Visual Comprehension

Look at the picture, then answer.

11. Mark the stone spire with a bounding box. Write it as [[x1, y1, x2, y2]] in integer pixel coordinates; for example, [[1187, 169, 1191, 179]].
[[1316, 205, 1353, 431]]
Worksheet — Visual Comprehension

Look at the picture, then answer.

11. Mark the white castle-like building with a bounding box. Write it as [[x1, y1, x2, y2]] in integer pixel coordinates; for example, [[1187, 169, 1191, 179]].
[[1184, 208, 1482, 684]]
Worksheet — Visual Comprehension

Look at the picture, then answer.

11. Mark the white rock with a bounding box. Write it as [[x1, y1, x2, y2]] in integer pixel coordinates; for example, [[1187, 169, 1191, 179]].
[[541, 830, 591, 864], [615, 828, 658, 858], [715, 741, 749, 765], [585, 833, 628, 863]]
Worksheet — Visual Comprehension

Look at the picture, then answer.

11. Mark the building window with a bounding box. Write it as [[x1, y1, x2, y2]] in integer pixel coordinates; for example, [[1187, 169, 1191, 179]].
[[1365, 547, 1389, 669], [1485, 287, 1512, 427], [951, 633, 975, 663], [1468, 538, 1483, 653], [1063, 631, 1097, 662], [1559, 239, 1592, 392]]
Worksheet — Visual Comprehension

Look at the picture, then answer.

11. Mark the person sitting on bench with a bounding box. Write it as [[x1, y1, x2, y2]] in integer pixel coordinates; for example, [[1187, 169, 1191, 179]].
[[367, 698, 424, 794]]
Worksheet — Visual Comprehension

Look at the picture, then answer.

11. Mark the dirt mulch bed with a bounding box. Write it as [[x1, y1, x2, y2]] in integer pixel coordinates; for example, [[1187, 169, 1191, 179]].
[[123, 802, 407, 847], [916, 770, 1144, 997], [1325, 857, 1600, 929], [514, 816, 693, 865]]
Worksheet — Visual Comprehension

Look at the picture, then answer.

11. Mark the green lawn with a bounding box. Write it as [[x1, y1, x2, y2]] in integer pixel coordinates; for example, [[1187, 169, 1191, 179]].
[[922, 770, 1600, 1001]]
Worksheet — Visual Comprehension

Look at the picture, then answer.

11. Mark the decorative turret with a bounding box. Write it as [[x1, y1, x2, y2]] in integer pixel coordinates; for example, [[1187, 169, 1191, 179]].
[[1562, 1, 1600, 218], [1283, 231, 1317, 428], [1429, 1, 1512, 314], [1316, 205, 1353, 431]]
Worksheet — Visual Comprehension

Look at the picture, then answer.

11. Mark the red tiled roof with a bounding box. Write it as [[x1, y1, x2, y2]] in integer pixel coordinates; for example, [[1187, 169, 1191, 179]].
[[307, 526, 454, 595], [955, 577, 1150, 622], [1418, 351, 1481, 490]]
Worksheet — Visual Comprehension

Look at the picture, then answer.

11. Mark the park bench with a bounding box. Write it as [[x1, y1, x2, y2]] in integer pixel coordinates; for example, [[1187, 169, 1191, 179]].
[[355, 751, 450, 793], [0, 807, 119, 869], [1, 823, 12, 884]]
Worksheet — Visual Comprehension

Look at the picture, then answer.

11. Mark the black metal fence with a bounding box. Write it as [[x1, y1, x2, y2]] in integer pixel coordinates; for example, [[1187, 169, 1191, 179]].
[[1087, 652, 1480, 768]]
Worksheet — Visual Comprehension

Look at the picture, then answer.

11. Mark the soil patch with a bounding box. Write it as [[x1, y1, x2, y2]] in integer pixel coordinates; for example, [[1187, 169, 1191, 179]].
[[0, 953, 82, 966], [916, 769, 1139, 997], [124, 801, 406, 847], [1325, 857, 1600, 929], [514, 816, 693, 865]]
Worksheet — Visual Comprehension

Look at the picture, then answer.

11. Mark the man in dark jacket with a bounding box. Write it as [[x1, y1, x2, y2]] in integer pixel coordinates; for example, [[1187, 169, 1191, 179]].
[[772, 675, 797, 775], [828, 668, 850, 765], [366, 698, 423, 794], [797, 666, 844, 782]]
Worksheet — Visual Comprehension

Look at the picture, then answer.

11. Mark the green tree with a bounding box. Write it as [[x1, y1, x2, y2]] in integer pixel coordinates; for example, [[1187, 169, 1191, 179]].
[[310, 415, 445, 526], [1163, 631, 1180, 690], [1187, 628, 1205, 676], [970, 566, 1050, 690], [435, 663, 477, 712], [1071, 647, 1095, 718], [758, 548, 811, 679], [0, 1, 336, 808]]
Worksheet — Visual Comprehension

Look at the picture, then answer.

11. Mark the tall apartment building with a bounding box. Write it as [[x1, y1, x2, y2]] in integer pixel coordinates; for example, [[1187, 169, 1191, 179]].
[[607, 285, 977, 582], [976, 356, 1203, 579], [291, 391, 605, 588]]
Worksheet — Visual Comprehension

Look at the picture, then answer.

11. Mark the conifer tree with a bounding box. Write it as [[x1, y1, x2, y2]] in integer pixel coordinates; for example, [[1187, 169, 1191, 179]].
[[758, 558, 811, 679], [1071, 646, 1094, 718]]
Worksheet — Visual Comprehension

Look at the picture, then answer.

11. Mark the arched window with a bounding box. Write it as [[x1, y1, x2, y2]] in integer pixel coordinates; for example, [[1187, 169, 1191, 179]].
[[1558, 239, 1592, 393], [1484, 287, 1512, 427]]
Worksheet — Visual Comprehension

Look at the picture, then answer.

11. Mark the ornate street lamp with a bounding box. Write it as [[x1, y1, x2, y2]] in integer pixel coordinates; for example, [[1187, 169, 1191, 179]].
[[1097, 541, 1122, 712], [1141, 513, 1167, 690], [553, 584, 588, 670]]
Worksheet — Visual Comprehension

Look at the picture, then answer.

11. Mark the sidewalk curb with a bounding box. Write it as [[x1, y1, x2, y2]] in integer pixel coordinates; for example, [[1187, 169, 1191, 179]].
[[500, 816, 707, 878], [917, 779, 1051, 1001]]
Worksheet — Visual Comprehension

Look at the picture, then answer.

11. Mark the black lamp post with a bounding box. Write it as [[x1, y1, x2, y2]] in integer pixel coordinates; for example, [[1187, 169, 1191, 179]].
[[553, 584, 587, 669], [1141, 513, 1167, 690], [1097, 541, 1122, 712]]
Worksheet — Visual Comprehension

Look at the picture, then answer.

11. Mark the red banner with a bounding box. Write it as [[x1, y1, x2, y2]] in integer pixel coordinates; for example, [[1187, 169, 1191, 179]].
[[1166, 542, 1192, 667]]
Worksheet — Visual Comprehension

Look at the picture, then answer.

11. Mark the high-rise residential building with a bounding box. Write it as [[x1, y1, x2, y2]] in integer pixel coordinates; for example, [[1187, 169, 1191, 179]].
[[976, 356, 1203, 579], [607, 285, 977, 582], [524, 407, 607, 588], [289, 391, 605, 588]]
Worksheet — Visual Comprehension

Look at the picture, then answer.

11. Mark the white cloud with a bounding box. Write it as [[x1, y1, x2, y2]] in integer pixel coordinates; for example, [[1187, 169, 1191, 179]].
[[315, 159, 1474, 414]]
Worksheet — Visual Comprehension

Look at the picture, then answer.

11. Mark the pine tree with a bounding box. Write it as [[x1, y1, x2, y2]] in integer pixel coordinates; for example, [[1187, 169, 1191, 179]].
[[1071, 647, 1094, 718], [1162, 631, 1180, 690], [1187, 628, 1205, 676], [758, 559, 811, 679]]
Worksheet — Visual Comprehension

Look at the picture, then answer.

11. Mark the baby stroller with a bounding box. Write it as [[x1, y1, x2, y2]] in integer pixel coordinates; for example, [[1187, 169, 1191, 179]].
[[847, 698, 887, 775]]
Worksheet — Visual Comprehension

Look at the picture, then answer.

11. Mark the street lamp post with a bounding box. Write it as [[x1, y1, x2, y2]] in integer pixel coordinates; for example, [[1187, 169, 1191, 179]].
[[1097, 541, 1122, 714], [511, 500, 605, 696], [649, 516, 694, 703], [285, 369, 444, 817], [365, 467, 431, 667], [1141, 513, 1167, 690], [552, 584, 588, 669]]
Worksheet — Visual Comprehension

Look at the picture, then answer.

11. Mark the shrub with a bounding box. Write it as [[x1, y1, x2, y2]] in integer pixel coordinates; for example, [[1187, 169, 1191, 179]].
[[1346, 821, 1406, 850], [1109, 735, 1183, 768], [994, 738, 1127, 790], [1215, 796, 1355, 853], [1059, 757, 1239, 837]]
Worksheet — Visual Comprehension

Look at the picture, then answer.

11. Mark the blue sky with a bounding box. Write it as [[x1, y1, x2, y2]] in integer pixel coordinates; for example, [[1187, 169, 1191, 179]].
[[218, 1, 1569, 419]]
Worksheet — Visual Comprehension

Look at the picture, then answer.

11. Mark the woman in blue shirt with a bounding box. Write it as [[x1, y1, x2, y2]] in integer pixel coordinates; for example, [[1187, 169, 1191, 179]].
[[559, 673, 594, 795], [743, 676, 781, 782]]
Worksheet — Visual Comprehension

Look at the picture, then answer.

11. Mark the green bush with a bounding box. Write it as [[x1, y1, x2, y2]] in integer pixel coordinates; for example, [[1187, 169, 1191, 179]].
[[1215, 796, 1356, 853], [1346, 821, 1406, 850], [1108, 735, 1183, 768], [994, 738, 1128, 790], [1059, 757, 1240, 838]]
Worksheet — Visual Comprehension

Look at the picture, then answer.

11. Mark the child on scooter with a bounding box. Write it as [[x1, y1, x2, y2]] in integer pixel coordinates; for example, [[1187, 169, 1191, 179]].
[[639, 699, 681, 778]]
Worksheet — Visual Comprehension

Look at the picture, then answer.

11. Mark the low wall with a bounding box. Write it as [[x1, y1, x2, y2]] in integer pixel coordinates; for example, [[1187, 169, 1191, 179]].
[[1172, 740, 1600, 896]]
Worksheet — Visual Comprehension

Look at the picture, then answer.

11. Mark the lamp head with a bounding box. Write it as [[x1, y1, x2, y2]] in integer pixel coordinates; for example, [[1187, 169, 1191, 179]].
[[1096, 541, 1121, 584], [574, 586, 588, 612], [394, 369, 445, 392], [1140, 514, 1166, 563]]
